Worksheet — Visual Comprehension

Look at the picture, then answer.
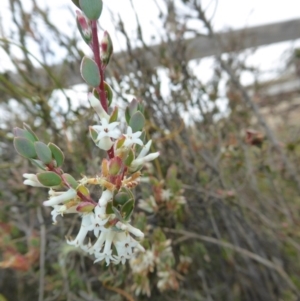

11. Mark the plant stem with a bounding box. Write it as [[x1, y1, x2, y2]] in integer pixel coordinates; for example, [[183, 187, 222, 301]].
[[47, 165, 97, 205], [91, 20, 107, 113], [91, 20, 115, 159]]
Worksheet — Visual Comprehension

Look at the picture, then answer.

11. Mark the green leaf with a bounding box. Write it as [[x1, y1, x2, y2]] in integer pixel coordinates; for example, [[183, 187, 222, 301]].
[[48, 143, 64, 167], [37, 172, 62, 187], [104, 81, 113, 107], [125, 107, 131, 124], [109, 106, 118, 123], [121, 199, 134, 221], [77, 185, 89, 196], [14, 137, 37, 159], [129, 98, 138, 116], [137, 102, 144, 114], [89, 126, 98, 141], [13, 128, 37, 142], [80, 56, 101, 87], [124, 148, 134, 166], [63, 173, 78, 189], [113, 192, 130, 206], [30, 159, 47, 170], [79, 0, 103, 20], [34, 141, 52, 164], [129, 111, 145, 132], [106, 201, 114, 214], [23, 123, 39, 141], [71, 0, 80, 8], [112, 206, 123, 221]]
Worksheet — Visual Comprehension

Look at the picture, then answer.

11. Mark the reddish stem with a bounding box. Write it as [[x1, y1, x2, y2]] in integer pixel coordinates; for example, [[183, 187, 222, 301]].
[[47, 165, 97, 205], [91, 20, 107, 113], [77, 191, 97, 205], [91, 21, 115, 160]]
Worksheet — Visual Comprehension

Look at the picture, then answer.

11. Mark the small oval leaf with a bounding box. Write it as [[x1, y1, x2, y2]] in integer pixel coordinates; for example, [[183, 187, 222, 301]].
[[77, 185, 89, 196], [106, 201, 114, 214], [109, 106, 118, 123], [129, 111, 145, 132], [129, 98, 138, 116], [121, 199, 134, 221], [63, 173, 78, 189], [48, 143, 64, 167], [13, 128, 37, 142], [30, 159, 46, 170], [113, 192, 130, 206], [112, 206, 123, 221], [23, 123, 39, 141], [89, 126, 98, 141], [14, 137, 37, 159], [124, 148, 134, 166], [80, 56, 101, 87], [104, 81, 113, 107], [71, 0, 80, 9], [125, 107, 131, 124], [34, 142, 52, 164], [37, 172, 62, 187], [79, 0, 103, 20]]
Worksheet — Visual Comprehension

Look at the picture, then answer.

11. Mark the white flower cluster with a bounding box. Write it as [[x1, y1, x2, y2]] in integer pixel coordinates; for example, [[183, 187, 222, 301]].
[[22, 94, 160, 265], [46, 190, 145, 265], [89, 93, 159, 167]]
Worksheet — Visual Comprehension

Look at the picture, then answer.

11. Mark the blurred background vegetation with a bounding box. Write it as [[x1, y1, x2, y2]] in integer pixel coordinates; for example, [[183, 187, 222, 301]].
[[1, 0, 300, 300]]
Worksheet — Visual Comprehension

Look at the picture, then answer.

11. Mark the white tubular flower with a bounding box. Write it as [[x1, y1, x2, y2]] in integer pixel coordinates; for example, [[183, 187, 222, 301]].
[[23, 173, 45, 187], [88, 206, 109, 237], [113, 232, 145, 264], [92, 230, 108, 253], [137, 140, 152, 158], [92, 119, 120, 151], [50, 204, 78, 223], [88, 92, 110, 121], [130, 140, 159, 169], [98, 189, 113, 207], [116, 221, 144, 238], [138, 196, 158, 213], [96, 136, 114, 151], [123, 126, 143, 148], [130, 250, 155, 273], [161, 189, 172, 201], [67, 214, 92, 247], [130, 152, 160, 169], [43, 188, 77, 207], [94, 230, 116, 265]]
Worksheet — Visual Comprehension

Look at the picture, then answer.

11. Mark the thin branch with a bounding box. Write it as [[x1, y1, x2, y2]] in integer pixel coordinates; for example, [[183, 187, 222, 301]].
[[37, 207, 46, 301], [194, 3, 300, 195], [164, 227, 300, 297]]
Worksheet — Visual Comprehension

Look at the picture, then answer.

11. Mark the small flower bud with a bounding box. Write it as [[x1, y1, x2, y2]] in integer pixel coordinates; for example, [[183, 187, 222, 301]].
[[100, 31, 113, 66], [43, 188, 77, 207], [116, 222, 144, 238], [23, 173, 45, 187], [76, 202, 96, 213], [89, 92, 110, 121], [108, 156, 123, 175], [76, 10, 92, 44]]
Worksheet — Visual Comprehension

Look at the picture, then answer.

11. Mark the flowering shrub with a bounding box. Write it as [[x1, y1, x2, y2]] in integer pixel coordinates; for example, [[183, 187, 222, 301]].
[[129, 165, 189, 296], [12, 0, 159, 266]]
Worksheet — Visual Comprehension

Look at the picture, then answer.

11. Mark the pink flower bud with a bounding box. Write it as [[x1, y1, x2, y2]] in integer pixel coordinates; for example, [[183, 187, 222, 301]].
[[76, 10, 92, 44], [108, 156, 123, 175], [76, 202, 96, 213], [100, 31, 113, 66]]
